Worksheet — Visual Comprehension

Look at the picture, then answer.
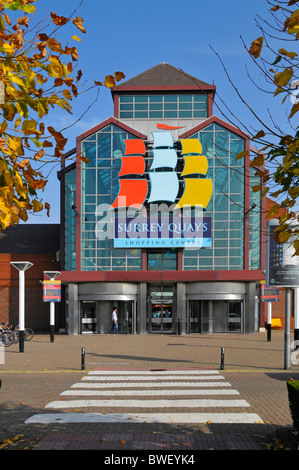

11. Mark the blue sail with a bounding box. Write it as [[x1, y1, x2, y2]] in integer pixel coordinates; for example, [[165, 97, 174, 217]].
[[148, 172, 179, 203], [152, 131, 174, 148], [150, 148, 177, 170]]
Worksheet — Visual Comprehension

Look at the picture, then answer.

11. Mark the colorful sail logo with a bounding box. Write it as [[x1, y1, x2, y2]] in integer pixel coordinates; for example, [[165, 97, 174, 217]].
[[110, 130, 213, 210], [110, 139, 148, 210]]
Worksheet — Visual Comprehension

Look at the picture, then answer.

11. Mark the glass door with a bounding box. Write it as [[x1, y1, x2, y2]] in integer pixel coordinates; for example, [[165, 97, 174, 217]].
[[150, 285, 174, 334], [81, 301, 97, 334], [151, 301, 173, 333], [228, 301, 242, 332]]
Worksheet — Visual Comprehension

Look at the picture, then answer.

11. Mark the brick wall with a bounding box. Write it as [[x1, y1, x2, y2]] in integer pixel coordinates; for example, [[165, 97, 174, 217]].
[[0, 253, 61, 332]]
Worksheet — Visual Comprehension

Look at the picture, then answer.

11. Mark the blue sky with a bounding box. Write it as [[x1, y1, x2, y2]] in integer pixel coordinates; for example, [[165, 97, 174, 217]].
[[18, 0, 295, 224]]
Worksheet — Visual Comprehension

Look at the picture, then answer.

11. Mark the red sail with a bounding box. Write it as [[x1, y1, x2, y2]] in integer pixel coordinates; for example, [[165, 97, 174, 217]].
[[111, 179, 148, 209], [118, 155, 145, 177], [124, 139, 146, 155]]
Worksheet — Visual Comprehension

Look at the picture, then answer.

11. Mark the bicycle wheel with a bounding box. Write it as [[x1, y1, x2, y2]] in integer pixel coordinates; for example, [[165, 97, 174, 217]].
[[13, 330, 19, 344], [24, 328, 34, 341], [0, 331, 14, 347]]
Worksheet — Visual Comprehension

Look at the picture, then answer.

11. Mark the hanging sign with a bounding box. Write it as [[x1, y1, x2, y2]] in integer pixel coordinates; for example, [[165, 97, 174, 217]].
[[43, 280, 61, 302]]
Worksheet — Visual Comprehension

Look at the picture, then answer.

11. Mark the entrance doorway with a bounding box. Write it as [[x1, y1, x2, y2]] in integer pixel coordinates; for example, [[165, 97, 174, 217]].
[[80, 300, 135, 334], [189, 300, 243, 333], [81, 301, 97, 334], [149, 285, 174, 333], [151, 301, 173, 333]]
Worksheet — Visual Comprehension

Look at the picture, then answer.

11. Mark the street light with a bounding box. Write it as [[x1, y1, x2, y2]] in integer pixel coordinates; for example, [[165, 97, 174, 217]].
[[43, 271, 61, 342], [10, 261, 33, 352]]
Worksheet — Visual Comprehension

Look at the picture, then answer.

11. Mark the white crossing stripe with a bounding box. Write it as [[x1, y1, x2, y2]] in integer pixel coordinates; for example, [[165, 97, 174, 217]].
[[61, 389, 239, 396], [82, 375, 225, 381], [87, 370, 220, 375], [25, 369, 264, 425], [46, 398, 249, 408], [25, 412, 263, 424], [70, 381, 233, 389]]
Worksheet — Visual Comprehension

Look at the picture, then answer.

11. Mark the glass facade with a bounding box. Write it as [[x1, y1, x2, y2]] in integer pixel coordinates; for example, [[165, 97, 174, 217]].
[[183, 123, 246, 270], [80, 124, 142, 271], [119, 94, 208, 120], [64, 117, 261, 274], [65, 168, 76, 271], [249, 167, 261, 269]]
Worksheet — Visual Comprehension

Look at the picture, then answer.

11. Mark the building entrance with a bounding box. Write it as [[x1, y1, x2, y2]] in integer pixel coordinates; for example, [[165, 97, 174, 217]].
[[80, 300, 134, 334], [149, 285, 174, 333], [151, 301, 173, 333], [189, 300, 243, 334]]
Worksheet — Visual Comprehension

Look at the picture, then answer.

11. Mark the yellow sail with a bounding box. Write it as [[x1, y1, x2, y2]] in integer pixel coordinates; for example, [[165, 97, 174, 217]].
[[180, 139, 202, 155], [174, 178, 213, 210], [181, 154, 208, 176]]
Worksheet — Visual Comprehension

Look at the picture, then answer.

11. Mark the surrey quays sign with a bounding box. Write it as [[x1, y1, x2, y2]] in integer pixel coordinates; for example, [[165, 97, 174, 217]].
[[96, 127, 213, 248]]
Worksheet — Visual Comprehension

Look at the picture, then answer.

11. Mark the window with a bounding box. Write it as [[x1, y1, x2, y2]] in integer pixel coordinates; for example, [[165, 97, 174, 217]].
[[183, 123, 246, 271], [148, 250, 177, 271], [80, 124, 142, 271], [65, 169, 76, 271], [119, 94, 208, 119]]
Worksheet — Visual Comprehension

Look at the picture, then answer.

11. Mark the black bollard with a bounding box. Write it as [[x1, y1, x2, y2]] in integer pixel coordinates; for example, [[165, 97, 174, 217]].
[[19, 330, 24, 353], [267, 323, 271, 342], [81, 347, 85, 370], [220, 347, 224, 370]]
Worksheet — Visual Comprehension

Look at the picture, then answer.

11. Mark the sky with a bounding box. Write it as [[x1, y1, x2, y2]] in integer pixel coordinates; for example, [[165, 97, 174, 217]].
[[14, 0, 297, 224]]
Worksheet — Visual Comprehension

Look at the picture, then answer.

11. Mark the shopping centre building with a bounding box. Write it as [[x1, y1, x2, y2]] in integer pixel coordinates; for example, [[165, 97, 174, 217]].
[[54, 63, 268, 335]]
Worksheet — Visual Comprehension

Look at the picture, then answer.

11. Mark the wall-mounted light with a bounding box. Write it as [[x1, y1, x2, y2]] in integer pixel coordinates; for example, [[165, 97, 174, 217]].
[[244, 203, 257, 219], [72, 204, 79, 216]]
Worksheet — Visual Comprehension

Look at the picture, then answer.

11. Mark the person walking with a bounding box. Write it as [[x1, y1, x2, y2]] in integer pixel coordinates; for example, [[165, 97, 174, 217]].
[[110, 307, 118, 334]]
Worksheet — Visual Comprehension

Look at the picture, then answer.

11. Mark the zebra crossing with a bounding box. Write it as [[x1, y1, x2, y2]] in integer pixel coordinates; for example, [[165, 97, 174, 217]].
[[25, 369, 263, 425]]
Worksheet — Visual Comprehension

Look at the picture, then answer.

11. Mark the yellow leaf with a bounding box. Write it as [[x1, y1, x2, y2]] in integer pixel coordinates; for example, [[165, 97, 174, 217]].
[[72, 35, 81, 42], [274, 68, 293, 87], [32, 199, 43, 212], [236, 150, 249, 161], [250, 154, 264, 167], [279, 48, 298, 59], [249, 37, 263, 58], [252, 184, 261, 193], [104, 75, 116, 88]]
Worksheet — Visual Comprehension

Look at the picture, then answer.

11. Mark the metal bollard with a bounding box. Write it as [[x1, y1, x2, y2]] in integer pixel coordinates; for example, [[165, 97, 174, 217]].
[[81, 347, 85, 370], [220, 347, 224, 370]]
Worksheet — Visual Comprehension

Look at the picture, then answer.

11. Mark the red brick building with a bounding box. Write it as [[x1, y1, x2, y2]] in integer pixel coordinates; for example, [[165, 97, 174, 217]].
[[0, 224, 60, 332]]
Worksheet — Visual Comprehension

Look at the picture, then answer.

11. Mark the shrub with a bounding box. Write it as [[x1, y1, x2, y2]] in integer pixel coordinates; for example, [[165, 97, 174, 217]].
[[287, 380, 299, 432]]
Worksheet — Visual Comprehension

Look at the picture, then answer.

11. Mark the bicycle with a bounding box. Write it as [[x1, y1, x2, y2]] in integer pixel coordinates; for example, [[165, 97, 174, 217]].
[[1, 323, 34, 343], [0, 328, 15, 347]]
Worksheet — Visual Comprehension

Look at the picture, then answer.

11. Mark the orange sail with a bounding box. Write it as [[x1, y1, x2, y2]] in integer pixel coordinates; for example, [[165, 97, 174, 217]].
[[118, 155, 145, 176], [111, 179, 148, 209], [124, 139, 146, 155]]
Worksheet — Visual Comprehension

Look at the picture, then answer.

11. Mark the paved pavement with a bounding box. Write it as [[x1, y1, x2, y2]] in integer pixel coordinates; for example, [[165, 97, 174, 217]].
[[0, 330, 299, 453]]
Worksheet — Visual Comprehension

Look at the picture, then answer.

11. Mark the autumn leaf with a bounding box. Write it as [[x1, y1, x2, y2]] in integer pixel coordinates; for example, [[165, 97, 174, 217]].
[[274, 68, 293, 87], [249, 37, 263, 58], [104, 75, 116, 88], [50, 12, 69, 26], [0, 2, 123, 231], [72, 17, 86, 33], [236, 150, 249, 160], [114, 71, 125, 82]]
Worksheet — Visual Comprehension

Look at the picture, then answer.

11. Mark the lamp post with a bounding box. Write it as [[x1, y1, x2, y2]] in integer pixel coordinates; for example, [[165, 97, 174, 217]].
[[10, 261, 33, 352], [43, 271, 61, 342]]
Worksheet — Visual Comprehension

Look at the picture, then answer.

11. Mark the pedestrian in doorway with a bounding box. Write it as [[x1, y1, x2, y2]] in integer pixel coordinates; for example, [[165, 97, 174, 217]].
[[110, 307, 118, 334]]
